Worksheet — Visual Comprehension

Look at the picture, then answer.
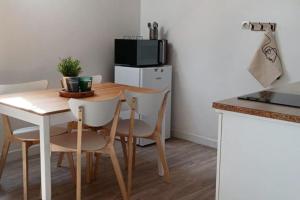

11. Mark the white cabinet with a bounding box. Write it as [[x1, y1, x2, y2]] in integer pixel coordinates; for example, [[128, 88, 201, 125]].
[[114, 65, 172, 146], [216, 111, 300, 200]]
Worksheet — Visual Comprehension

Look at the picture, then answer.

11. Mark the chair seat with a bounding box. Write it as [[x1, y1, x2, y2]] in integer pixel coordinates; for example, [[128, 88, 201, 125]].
[[116, 119, 154, 138], [51, 131, 108, 152], [13, 126, 67, 141]]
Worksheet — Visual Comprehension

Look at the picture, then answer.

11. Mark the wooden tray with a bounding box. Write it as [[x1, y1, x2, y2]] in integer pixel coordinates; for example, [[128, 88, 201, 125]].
[[59, 90, 95, 98]]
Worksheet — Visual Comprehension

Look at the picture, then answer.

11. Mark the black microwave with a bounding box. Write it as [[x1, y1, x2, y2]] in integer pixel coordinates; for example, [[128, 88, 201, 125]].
[[114, 39, 167, 67]]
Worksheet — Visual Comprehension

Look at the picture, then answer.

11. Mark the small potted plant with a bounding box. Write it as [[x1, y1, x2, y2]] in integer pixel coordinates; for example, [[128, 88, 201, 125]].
[[57, 57, 82, 92]]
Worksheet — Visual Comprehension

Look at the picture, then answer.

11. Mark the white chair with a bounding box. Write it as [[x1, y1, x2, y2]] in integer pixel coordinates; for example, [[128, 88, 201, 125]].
[[50, 95, 128, 200], [92, 75, 102, 85], [115, 90, 171, 196], [0, 80, 73, 200]]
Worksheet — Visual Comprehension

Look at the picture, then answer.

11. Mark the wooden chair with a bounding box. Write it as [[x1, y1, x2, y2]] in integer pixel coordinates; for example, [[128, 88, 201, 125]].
[[0, 80, 73, 200], [50, 95, 128, 200], [115, 90, 171, 196], [57, 74, 103, 183]]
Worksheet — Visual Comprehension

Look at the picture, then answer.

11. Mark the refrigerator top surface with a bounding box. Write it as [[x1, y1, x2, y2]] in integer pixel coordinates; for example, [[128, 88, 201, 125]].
[[115, 65, 171, 69]]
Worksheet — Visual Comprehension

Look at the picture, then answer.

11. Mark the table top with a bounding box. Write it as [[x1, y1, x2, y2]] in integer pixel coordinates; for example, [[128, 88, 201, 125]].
[[0, 82, 158, 116], [212, 82, 300, 124]]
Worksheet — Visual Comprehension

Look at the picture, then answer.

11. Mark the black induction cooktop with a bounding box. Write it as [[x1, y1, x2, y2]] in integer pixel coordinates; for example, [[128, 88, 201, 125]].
[[238, 91, 300, 108]]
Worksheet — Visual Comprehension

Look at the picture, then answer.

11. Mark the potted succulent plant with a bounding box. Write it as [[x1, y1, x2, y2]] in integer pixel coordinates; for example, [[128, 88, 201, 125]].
[[57, 57, 82, 92]]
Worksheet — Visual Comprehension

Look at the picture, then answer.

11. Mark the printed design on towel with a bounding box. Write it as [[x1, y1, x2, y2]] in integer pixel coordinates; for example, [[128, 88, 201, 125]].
[[261, 34, 279, 63]]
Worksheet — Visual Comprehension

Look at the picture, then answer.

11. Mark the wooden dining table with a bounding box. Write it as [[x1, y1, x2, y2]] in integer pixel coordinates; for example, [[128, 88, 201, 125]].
[[0, 82, 165, 200]]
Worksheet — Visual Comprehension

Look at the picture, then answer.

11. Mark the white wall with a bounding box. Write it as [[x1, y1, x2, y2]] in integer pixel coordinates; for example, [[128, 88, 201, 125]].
[[0, 0, 140, 87], [0, 0, 140, 156], [140, 0, 300, 147]]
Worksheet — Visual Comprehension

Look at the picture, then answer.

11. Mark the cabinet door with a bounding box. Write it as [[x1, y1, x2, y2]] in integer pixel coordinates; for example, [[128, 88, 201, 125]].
[[140, 66, 172, 90], [218, 113, 300, 200]]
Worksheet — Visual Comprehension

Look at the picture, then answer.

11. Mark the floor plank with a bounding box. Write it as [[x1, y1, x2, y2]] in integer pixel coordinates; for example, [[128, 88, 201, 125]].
[[0, 138, 216, 200]]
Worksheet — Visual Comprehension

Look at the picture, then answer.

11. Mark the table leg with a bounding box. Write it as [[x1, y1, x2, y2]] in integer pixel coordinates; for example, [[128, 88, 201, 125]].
[[39, 116, 51, 200]]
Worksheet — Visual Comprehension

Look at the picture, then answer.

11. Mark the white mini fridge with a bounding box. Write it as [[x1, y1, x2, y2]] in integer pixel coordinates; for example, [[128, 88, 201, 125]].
[[114, 65, 172, 146]]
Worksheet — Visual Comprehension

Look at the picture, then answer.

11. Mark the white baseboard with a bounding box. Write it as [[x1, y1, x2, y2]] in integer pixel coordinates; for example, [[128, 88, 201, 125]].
[[172, 130, 217, 149]]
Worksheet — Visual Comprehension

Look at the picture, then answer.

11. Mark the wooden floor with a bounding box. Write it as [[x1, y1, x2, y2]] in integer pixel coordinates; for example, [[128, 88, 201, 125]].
[[0, 138, 217, 200]]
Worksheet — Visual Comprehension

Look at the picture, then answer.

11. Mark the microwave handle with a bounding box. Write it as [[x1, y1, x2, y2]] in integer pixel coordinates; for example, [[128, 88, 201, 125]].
[[159, 40, 167, 65]]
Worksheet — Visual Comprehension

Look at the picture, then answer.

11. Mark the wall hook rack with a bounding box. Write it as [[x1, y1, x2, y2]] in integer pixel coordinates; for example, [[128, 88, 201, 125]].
[[241, 21, 276, 32]]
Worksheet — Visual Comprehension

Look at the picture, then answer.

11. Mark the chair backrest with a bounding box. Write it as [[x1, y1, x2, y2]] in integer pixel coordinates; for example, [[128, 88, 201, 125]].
[[125, 90, 167, 116], [68, 96, 120, 128], [0, 80, 48, 95], [125, 90, 170, 133], [92, 75, 102, 85], [68, 95, 121, 147]]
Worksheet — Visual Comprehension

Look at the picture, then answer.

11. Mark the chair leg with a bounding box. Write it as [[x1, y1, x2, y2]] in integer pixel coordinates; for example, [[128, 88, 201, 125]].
[[76, 152, 82, 200], [57, 153, 65, 167], [155, 136, 170, 183], [120, 136, 128, 168], [85, 152, 93, 184], [66, 153, 76, 185], [132, 138, 137, 170], [93, 153, 101, 180], [110, 147, 128, 200], [89, 152, 94, 181], [22, 142, 31, 200], [0, 139, 11, 179], [127, 136, 134, 197]]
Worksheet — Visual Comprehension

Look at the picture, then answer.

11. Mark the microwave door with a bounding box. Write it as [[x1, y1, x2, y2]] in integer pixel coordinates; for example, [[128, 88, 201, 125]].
[[137, 40, 159, 66]]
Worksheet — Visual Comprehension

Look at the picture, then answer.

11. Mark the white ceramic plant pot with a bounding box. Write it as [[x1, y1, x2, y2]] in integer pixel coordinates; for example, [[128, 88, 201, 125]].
[[62, 77, 69, 91]]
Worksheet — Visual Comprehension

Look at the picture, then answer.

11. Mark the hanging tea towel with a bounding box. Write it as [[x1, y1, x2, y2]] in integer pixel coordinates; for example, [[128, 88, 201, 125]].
[[248, 29, 283, 87]]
